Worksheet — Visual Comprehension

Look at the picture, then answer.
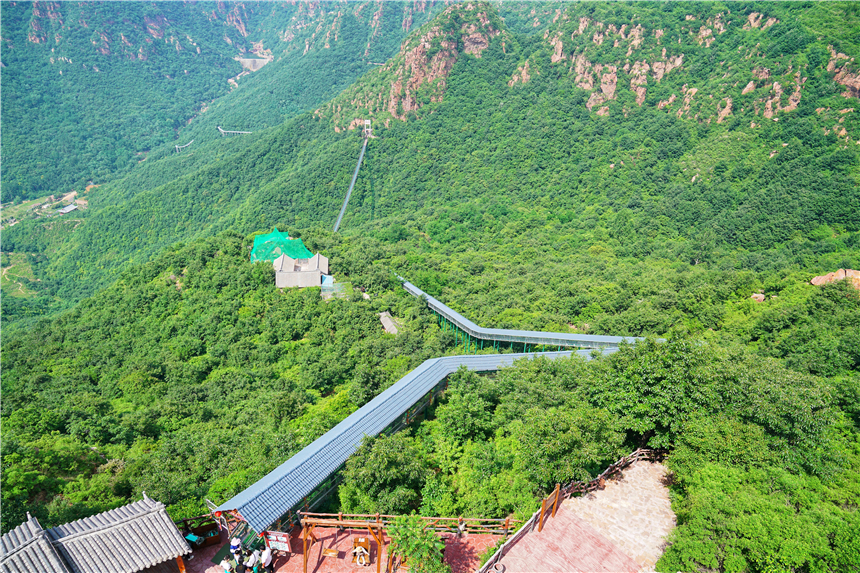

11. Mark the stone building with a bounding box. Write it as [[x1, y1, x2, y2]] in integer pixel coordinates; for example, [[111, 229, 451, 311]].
[[273, 253, 330, 288]]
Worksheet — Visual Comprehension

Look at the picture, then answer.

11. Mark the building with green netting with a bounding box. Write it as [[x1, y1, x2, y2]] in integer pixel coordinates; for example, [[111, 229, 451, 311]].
[[249, 228, 313, 263]]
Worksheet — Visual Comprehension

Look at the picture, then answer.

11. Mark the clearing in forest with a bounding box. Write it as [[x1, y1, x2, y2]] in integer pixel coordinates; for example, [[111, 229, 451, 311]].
[[1, 252, 39, 297]]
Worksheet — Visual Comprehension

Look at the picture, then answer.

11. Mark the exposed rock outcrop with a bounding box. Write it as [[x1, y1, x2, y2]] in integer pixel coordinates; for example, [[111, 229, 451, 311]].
[[743, 12, 778, 31], [811, 269, 860, 290], [318, 2, 507, 130], [509, 59, 533, 86], [554, 17, 685, 114], [717, 97, 732, 123]]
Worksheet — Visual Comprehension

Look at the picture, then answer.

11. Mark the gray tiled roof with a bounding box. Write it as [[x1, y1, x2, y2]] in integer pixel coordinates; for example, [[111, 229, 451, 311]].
[[218, 349, 614, 533], [1, 514, 71, 573], [45, 495, 190, 573], [402, 281, 642, 348]]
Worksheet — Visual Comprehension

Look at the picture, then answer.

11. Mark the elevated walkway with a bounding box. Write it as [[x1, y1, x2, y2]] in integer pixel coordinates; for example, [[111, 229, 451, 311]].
[[216, 279, 650, 539], [402, 281, 642, 350], [215, 350, 613, 534]]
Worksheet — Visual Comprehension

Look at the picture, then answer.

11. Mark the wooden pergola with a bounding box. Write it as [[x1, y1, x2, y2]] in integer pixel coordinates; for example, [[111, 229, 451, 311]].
[[300, 514, 386, 573], [298, 512, 521, 573]]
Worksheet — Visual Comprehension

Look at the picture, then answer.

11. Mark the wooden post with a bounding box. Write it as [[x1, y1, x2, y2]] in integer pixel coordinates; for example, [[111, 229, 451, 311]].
[[302, 524, 316, 573], [552, 483, 561, 518], [302, 525, 308, 573], [503, 516, 510, 537], [367, 526, 383, 573], [538, 497, 547, 532], [176, 556, 187, 573]]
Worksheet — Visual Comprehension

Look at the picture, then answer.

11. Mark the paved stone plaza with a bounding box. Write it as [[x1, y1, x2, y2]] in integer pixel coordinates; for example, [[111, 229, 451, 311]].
[[563, 461, 676, 571]]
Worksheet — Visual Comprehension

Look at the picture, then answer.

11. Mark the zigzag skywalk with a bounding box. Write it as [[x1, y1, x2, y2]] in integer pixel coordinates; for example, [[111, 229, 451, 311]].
[[216, 280, 639, 535]]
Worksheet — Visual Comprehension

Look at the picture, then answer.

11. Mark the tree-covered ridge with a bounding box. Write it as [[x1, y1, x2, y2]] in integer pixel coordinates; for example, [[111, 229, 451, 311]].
[[4, 1, 857, 320], [0, 1, 259, 201], [155, 1, 444, 160], [2, 225, 858, 571], [314, 1, 512, 129]]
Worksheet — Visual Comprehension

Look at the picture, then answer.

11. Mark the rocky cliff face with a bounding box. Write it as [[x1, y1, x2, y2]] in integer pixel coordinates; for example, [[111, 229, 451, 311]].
[[316, 1, 509, 130], [517, 5, 858, 141], [313, 2, 857, 144], [19, 1, 258, 61]]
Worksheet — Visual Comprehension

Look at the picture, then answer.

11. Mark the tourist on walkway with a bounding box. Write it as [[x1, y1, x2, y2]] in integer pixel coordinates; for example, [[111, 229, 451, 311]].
[[261, 547, 274, 573], [243, 548, 259, 571], [230, 537, 243, 561]]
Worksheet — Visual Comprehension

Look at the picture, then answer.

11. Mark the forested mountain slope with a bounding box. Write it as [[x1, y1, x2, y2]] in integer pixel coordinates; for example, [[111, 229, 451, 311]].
[[0, 231, 449, 532], [2, 3, 860, 571], [0, 1, 442, 202], [4, 1, 859, 325]]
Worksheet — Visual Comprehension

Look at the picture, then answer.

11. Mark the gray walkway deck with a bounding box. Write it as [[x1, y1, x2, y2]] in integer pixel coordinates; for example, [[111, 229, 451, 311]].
[[402, 281, 641, 349]]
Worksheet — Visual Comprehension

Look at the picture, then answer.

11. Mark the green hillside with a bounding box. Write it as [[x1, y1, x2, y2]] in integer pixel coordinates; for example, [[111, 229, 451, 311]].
[[4, 1, 859, 322], [2, 2, 860, 571], [0, 1, 441, 202]]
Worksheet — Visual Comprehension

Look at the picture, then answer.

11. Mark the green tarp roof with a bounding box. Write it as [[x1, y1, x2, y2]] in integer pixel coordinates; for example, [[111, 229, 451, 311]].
[[250, 228, 314, 263]]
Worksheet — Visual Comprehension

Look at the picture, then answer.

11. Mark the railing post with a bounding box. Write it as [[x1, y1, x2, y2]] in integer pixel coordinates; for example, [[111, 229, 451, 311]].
[[552, 483, 561, 518], [538, 497, 547, 532]]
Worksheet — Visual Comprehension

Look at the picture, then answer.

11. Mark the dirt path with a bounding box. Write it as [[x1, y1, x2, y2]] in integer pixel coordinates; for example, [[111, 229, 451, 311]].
[[1, 264, 29, 295]]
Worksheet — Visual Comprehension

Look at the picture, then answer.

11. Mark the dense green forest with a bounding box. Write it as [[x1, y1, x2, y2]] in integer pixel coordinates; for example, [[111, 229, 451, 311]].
[[0, 232, 450, 531], [2, 2, 860, 572], [3, 2, 858, 319]]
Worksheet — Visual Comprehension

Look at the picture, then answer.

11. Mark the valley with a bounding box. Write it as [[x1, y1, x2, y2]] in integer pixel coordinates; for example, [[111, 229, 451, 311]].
[[1, 2, 859, 572]]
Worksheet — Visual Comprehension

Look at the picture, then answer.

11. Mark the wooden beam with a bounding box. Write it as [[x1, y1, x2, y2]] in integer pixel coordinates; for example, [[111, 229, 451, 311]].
[[302, 518, 388, 529], [176, 556, 187, 573], [302, 524, 310, 573]]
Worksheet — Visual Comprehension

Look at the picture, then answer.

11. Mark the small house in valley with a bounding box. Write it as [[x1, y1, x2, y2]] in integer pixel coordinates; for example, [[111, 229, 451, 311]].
[[57, 204, 78, 215]]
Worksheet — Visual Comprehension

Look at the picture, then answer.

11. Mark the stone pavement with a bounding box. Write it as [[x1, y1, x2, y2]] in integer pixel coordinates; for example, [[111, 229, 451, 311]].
[[563, 461, 676, 571], [498, 505, 640, 573]]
